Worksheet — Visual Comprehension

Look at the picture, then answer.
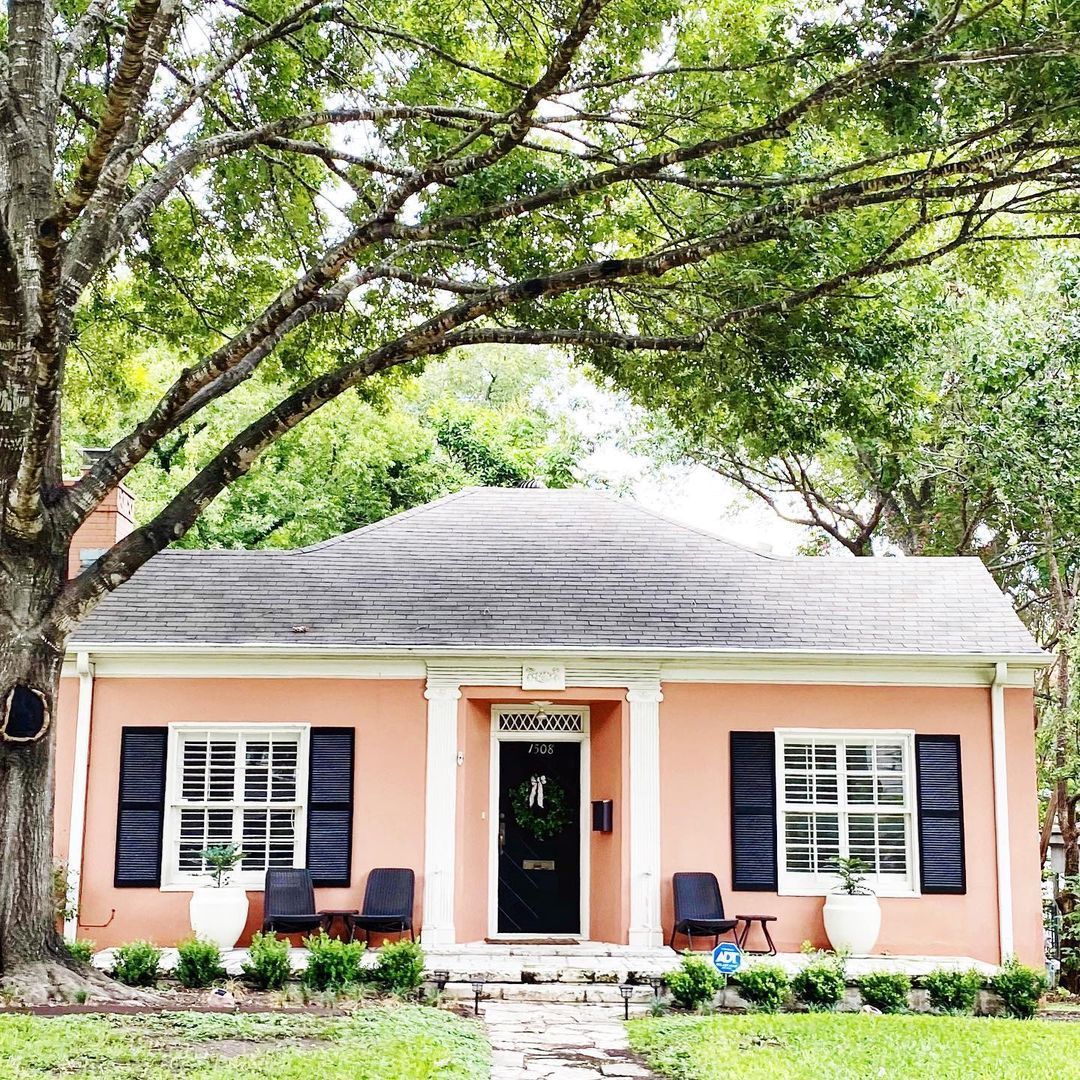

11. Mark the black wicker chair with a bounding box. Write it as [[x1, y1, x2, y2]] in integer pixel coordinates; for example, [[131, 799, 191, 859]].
[[348, 868, 415, 944], [262, 869, 331, 935], [669, 871, 740, 951]]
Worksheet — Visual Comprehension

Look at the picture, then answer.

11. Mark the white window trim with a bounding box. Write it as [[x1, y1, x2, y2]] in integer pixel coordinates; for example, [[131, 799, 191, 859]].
[[160, 722, 310, 892], [775, 727, 920, 899]]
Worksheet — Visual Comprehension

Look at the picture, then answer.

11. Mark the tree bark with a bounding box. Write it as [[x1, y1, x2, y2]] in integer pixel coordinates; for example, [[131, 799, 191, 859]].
[[0, 665, 62, 971]]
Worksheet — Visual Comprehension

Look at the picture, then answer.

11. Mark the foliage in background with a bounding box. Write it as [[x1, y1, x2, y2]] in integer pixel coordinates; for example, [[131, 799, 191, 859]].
[[65, 347, 597, 550], [174, 938, 227, 989], [110, 941, 163, 988], [665, 952, 725, 1010], [241, 931, 292, 991], [923, 968, 985, 1015]]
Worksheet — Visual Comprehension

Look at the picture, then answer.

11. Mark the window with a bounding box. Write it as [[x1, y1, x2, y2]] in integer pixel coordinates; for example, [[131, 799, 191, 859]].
[[162, 725, 309, 888], [776, 730, 917, 896]]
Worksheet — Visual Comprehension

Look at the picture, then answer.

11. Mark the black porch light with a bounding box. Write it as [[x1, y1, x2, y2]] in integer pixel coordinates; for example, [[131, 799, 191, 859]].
[[432, 969, 449, 992], [471, 978, 485, 1015], [619, 982, 634, 1020]]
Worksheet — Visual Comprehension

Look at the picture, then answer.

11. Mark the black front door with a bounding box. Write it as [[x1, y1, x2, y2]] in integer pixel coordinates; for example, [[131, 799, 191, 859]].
[[497, 740, 581, 935]]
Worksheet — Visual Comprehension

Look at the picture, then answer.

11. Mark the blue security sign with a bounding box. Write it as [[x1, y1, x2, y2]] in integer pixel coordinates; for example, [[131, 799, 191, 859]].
[[712, 942, 744, 975]]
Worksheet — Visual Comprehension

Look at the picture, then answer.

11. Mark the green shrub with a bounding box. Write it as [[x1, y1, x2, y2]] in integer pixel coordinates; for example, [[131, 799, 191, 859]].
[[792, 954, 846, 1010], [858, 971, 911, 1013], [735, 963, 790, 1012], [923, 968, 984, 1014], [665, 951, 725, 1010], [111, 940, 162, 987], [241, 931, 292, 990], [991, 957, 1049, 1019], [65, 939, 95, 964], [372, 939, 425, 995], [301, 930, 365, 990], [175, 937, 226, 988]]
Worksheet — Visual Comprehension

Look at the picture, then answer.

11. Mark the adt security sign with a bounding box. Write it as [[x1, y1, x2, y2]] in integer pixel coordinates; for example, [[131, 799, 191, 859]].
[[712, 942, 743, 975]]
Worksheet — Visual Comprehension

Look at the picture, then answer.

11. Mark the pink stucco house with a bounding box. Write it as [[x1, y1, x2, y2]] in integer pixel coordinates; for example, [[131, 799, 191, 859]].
[[52, 486, 1048, 965]]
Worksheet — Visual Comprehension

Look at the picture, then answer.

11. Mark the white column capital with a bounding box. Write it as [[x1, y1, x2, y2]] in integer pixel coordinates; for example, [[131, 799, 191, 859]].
[[424, 682, 462, 702], [626, 685, 663, 706]]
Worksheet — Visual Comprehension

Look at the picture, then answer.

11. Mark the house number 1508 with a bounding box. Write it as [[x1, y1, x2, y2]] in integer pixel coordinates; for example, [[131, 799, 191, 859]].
[[529, 743, 555, 755]]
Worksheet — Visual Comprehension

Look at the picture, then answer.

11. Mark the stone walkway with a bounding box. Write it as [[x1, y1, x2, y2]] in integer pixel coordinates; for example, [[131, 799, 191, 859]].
[[483, 1001, 657, 1079]]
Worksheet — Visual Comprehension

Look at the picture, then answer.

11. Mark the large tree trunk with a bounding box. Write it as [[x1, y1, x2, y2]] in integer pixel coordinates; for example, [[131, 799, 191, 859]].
[[0, 642, 64, 972]]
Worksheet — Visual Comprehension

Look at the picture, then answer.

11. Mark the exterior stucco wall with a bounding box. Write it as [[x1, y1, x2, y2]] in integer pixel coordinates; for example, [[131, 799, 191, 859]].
[[68, 677, 426, 948], [55, 671, 1042, 964], [54, 676, 80, 861], [658, 682, 1043, 965]]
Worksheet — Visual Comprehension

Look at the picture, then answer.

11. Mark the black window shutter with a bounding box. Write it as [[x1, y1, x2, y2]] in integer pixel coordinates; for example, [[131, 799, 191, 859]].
[[307, 728, 354, 887], [114, 727, 168, 887], [915, 734, 966, 894], [730, 731, 778, 891]]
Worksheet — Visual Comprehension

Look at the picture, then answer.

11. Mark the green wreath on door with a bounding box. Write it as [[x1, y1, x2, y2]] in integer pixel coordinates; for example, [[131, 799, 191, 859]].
[[510, 774, 573, 840]]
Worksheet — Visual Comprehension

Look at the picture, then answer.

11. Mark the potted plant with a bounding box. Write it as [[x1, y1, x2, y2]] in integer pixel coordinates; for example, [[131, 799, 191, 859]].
[[188, 844, 250, 949], [822, 856, 881, 955]]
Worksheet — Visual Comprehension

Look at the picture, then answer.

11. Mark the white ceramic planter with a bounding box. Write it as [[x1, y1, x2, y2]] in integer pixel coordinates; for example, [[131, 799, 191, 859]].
[[822, 891, 881, 955], [189, 886, 249, 949]]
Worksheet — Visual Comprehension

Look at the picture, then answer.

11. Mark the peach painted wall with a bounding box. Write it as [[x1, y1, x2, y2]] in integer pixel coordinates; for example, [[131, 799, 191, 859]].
[[589, 700, 628, 944], [659, 682, 1043, 965], [53, 677, 80, 861], [452, 687, 628, 943], [71, 677, 426, 948]]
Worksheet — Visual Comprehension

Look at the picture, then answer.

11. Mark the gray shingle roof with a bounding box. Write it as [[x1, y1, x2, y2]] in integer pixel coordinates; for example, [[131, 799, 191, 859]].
[[73, 487, 1044, 656]]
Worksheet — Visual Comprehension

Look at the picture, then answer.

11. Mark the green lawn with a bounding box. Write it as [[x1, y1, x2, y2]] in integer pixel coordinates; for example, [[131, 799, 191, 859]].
[[0, 1006, 489, 1079], [628, 1012, 1080, 1080]]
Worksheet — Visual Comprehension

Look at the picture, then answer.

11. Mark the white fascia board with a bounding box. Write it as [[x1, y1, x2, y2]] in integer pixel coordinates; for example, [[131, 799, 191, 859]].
[[62, 641, 1048, 686]]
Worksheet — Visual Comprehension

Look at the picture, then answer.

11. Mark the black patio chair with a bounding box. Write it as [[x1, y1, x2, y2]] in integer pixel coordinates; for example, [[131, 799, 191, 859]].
[[348, 868, 415, 944], [262, 869, 331, 935], [669, 871, 740, 951]]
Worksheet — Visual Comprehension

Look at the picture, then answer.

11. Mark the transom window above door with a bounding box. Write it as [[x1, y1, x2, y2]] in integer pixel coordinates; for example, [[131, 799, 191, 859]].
[[495, 706, 586, 734], [775, 730, 917, 897], [161, 725, 309, 888]]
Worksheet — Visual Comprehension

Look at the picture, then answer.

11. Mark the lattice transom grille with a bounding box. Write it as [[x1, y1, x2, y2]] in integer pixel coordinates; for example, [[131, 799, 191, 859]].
[[496, 709, 584, 733]]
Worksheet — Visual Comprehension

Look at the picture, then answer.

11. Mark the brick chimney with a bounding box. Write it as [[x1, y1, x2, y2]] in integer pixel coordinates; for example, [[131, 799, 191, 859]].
[[67, 449, 136, 579]]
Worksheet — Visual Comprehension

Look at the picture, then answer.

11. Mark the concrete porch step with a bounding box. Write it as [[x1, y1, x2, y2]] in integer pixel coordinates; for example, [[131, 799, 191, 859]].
[[441, 982, 659, 1005]]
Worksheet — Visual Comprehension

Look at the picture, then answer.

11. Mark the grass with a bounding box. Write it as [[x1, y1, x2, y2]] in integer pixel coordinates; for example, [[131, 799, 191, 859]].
[[0, 1005, 489, 1079], [627, 1012, 1080, 1080]]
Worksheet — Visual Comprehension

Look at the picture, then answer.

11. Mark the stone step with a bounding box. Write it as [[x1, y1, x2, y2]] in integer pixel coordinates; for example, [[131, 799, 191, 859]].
[[441, 982, 660, 1005]]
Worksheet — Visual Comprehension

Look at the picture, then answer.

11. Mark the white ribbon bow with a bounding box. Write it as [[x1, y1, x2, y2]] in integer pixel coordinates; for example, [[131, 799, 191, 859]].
[[528, 774, 547, 809]]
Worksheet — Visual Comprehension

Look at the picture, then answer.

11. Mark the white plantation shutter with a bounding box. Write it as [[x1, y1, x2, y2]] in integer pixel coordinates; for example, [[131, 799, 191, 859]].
[[164, 726, 308, 886]]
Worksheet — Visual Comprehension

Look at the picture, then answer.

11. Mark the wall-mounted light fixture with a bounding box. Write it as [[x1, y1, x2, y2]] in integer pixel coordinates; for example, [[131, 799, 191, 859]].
[[591, 799, 613, 833]]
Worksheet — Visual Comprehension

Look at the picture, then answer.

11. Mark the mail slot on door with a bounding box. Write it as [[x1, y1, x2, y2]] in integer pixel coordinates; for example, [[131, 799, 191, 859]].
[[523, 859, 555, 871]]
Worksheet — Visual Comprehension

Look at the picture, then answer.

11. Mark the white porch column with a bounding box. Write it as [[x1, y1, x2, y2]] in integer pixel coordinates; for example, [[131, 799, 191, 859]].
[[628, 683, 663, 948], [64, 651, 94, 943], [421, 680, 461, 945], [991, 661, 1014, 961]]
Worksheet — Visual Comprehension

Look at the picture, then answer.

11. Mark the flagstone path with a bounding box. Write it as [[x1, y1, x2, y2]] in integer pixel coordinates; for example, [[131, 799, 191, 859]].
[[483, 1000, 657, 1079]]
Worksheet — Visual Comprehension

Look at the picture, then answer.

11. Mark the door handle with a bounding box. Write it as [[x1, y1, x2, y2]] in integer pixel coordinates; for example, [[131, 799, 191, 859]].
[[499, 819, 506, 853]]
